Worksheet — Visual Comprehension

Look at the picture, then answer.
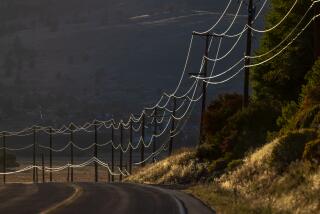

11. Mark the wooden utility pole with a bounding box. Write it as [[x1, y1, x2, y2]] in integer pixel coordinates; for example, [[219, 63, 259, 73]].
[[94, 123, 98, 183], [314, 1, 320, 59], [169, 98, 177, 156], [33, 127, 37, 183], [152, 108, 158, 162], [141, 114, 145, 167], [2, 133, 6, 184], [243, 0, 254, 108], [49, 128, 53, 182], [119, 124, 123, 181], [41, 153, 45, 183], [191, 32, 212, 146], [67, 166, 70, 182], [129, 120, 133, 174], [70, 125, 74, 182], [111, 126, 115, 182]]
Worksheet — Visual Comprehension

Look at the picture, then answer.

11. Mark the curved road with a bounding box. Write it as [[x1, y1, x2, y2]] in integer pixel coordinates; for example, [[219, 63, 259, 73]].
[[0, 183, 214, 214]]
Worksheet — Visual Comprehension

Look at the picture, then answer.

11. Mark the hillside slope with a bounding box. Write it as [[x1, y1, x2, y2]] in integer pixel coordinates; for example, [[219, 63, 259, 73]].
[[127, 134, 320, 213]]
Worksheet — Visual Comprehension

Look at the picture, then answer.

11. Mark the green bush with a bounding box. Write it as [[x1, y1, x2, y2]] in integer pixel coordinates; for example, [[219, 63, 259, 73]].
[[269, 129, 318, 172], [203, 93, 242, 136], [227, 159, 244, 171], [198, 93, 242, 161], [303, 139, 320, 164], [301, 58, 320, 106], [209, 157, 229, 173], [199, 96, 280, 173], [196, 141, 221, 162], [219, 100, 281, 158], [277, 101, 298, 129], [295, 105, 320, 129]]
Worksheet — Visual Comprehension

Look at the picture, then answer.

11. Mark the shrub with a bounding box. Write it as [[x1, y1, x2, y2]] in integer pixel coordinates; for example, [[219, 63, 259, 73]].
[[196, 136, 222, 161], [196, 141, 221, 162], [220, 100, 281, 158], [199, 97, 280, 173], [203, 93, 242, 136], [303, 139, 320, 164], [209, 157, 229, 173], [294, 104, 320, 129], [227, 159, 244, 171], [277, 101, 298, 129], [269, 129, 318, 172], [301, 58, 320, 107], [198, 93, 242, 161]]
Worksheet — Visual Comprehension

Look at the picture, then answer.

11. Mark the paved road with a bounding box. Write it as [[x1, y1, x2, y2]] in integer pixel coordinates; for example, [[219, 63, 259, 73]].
[[0, 183, 214, 214]]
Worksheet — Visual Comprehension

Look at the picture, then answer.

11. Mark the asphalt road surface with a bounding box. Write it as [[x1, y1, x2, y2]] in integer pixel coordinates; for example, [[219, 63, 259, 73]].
[[0, 183, 214, 214]]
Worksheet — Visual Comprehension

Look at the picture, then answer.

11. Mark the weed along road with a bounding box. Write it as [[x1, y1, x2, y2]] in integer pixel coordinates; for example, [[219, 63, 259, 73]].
[[0, 183, 214, 214]]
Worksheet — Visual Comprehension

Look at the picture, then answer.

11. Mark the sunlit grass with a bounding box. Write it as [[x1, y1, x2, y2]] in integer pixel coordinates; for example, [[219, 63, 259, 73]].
[[126, 148, 209, 184], [127, 138, 320, 213]]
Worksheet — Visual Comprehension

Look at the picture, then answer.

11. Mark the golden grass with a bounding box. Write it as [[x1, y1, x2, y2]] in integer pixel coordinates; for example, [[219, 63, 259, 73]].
[[215, 138, 320, 214], [127, 139, 320, 214], [126, 148, 209, 184], [127, 139, 320, 213]]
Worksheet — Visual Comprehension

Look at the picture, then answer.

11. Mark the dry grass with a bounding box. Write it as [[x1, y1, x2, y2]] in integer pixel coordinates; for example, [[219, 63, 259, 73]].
[[186, 184, 274, 214], [212, 138, 320, 214], [126, 139, 320, 213], [126, 148, 209, 184]]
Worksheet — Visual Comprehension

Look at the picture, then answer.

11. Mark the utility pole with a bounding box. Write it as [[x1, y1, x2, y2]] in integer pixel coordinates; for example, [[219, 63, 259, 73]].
[[191, 32, 212, 146], [141, 114, 145, 167], [169, 98, 177, 156], [111, 126, 114, 182], [49, 128, 53, 182], [243, 0, 254, 108], [119, 124, 123, 181], [152, 108, 158, 163], [41, 153, 45, 183], [70, 125, 74, 183], [129, 120, 133, 174], [94, 123, 98, 183], [2, 133, 6, 184], [33, 127, 37, 183], [314, 0, 320, 59]]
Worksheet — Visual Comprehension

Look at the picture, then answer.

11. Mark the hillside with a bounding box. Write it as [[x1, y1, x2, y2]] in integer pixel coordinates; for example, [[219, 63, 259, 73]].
[[126, 133, 320, 213]]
